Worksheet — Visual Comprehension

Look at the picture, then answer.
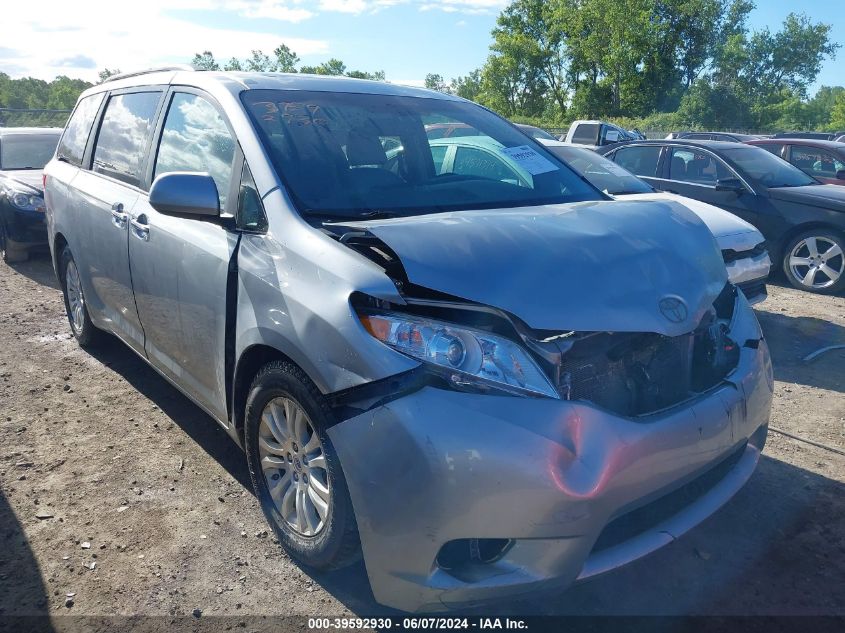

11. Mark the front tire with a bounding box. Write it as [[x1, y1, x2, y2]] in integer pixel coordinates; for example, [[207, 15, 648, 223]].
[[60, 247, 104, 347], [244, 361, 361, 570], [782, 229, 845, 294], [0, 223, 29, 263]]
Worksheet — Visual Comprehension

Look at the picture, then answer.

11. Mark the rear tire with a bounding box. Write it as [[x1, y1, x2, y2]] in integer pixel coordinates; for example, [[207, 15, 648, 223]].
[[782, 229, 845, 294], [244, 361, 361, 570], [60, 246, 104, 347]]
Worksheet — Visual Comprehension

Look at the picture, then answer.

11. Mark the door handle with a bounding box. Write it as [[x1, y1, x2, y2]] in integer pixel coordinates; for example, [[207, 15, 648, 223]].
[[110, 202, 128, 229], [130, 214, 150, 242]]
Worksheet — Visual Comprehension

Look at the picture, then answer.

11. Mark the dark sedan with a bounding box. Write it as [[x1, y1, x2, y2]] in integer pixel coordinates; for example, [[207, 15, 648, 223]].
[[597, 139, 845, 294], [0, 127, 62, 263], [747, 138, 845, 186]]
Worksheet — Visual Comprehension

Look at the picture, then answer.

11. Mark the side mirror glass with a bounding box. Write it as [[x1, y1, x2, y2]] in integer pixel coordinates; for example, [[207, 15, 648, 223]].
[[715, 177, 745, 194], [149, 172, 220, 218], [836, 169, 845, 181], [604, 130, 620, 144]]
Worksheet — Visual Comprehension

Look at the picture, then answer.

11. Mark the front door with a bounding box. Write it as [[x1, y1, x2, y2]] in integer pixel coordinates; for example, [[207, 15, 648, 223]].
[[128, 90, 239, 421]]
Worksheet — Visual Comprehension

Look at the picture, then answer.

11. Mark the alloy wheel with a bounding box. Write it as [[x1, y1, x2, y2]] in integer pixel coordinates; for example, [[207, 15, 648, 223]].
[[258, 397, 330, 537], [788, 235, 844, 290], [65, 260, 85, 334]]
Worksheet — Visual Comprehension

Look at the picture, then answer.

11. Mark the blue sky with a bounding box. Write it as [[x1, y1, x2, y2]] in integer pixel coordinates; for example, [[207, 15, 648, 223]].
[[2, 0, 842, 93]]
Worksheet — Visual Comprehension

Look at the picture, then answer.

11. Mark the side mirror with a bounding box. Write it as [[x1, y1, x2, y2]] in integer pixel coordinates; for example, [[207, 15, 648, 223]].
[[715, 177, 746, 194], [836, 170, 845, 181], [149, 172, 220, 218], [604, 130, 620, 144]]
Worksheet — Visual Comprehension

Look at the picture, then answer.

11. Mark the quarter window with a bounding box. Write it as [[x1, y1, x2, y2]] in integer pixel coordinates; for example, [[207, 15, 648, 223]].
[[572, 123, 599, 145], [757, 143, 786, 158], [57, 93, 105, 167], [92, 92, 161, 187], [154, 93, 237, 208], [237, 162, 268, 232], [612, 145, 661, 177]]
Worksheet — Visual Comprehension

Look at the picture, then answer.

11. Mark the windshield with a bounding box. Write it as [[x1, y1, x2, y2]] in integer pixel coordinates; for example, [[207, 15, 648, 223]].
[[241, 90, 602, 219], [0, 134, 60, 170], [545, 144, 653, 195], [720, 147, 817, 188]]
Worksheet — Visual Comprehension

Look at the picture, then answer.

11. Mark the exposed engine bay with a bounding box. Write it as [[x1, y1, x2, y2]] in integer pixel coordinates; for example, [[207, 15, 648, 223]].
[[329, 224, 741, 417]]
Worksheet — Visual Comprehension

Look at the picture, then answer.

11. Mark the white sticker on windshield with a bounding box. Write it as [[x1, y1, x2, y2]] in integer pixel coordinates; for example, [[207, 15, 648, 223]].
[[499, 145, 559, 175]]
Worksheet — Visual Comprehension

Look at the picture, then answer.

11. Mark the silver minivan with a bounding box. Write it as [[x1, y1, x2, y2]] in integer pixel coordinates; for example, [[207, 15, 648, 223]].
[[45, 68, 773, 613]]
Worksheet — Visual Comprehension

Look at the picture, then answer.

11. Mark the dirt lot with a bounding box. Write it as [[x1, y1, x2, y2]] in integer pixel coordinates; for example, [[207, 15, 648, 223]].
[[1, 254, 844, 625]]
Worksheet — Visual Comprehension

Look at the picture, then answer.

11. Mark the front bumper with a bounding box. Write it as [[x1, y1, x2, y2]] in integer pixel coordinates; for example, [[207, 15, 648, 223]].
[[328, 294, 773, 613], [1, 204, 48, 248], [726, 251, 771, 305]]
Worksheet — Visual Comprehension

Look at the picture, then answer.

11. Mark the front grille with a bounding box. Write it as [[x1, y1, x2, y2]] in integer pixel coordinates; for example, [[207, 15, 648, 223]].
[[559, 332, 693, 417], [721, 242, 767, 263], [556, 319, 739, 417], [591, 443, 747, 553]]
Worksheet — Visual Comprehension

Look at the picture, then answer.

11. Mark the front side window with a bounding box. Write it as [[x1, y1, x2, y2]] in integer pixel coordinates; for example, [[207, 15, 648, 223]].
[[154, 92, 237, 208], [0, 134, 61, 170], [57, 93, 105, 166], [720, 147, 816, 188], [92, 92, 161, 187], [668, 148, 731, 185], [612, 145, 662, 178], [241, 90, 600, 220], [790, 147, 845, 179]]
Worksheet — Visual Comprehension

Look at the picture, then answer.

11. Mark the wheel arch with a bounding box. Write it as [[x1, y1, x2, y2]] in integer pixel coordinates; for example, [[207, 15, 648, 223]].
[[52, 232, 69, 285], [776, 222, 845, 263]]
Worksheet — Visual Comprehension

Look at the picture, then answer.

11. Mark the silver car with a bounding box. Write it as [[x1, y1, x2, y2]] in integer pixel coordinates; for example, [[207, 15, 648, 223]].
[[44, 69, 773, 613]]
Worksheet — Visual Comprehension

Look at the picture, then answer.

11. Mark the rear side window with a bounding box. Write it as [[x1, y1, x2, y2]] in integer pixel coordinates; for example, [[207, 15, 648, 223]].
[[92, 92, 161, 187], [572, 123, 599, 145], [154, 92, 237, 208], [790, 146, 845, 179], [612, 145, 662, 177], [57, 93, 105, 166]]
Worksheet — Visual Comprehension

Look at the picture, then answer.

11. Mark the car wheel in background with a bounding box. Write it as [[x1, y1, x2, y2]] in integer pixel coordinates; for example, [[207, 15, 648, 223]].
[[782, 229, 845, 294], [244, 361, 361, 570], [60, 246, 104, 347], [0, 223, 29, 263]]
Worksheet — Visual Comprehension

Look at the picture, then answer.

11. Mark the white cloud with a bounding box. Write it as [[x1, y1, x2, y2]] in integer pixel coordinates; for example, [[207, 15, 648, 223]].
[[2, 0, 328, 81], [419, 0, 505, 14], [390, 78, 426, 88], [234, 1, 315, 21]]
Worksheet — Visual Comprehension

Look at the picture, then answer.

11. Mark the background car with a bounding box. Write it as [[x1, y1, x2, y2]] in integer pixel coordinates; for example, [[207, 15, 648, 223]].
[[539, 140, 771, 303], [0, 127, 62, 262], [597, 139, 845, 294], [747, 138, 845, 186], [772, 131, 845, 141], [562, 120, 641, 149], [514, 123, 557, 141], [667, 131, 762, 142]]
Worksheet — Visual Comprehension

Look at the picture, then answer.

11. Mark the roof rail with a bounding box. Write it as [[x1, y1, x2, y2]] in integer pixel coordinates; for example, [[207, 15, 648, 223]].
[[103, 65, 199, 83]]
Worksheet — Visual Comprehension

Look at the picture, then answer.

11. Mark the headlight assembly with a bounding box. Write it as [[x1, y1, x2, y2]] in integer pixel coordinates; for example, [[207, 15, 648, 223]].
[[357, 310, 559, 399], [6, 188, 45, 212]]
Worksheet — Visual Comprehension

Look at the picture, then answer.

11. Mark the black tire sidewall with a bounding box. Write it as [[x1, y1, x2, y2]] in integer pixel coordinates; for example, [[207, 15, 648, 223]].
[[59, 247, 96, 346], [244, 362, 359, 570], [782, 229, 845, 294]]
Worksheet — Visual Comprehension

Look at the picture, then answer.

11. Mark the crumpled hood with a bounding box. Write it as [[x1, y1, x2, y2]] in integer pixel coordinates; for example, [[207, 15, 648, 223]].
[[768, 184, 845, 210], [617, 192, 762, 248], [0, 170, 44, 194], [339, 199, 727, 336]]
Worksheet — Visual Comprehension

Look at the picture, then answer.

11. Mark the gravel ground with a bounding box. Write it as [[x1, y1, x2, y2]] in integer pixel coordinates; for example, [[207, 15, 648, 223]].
[[1, 254, 843, 625]]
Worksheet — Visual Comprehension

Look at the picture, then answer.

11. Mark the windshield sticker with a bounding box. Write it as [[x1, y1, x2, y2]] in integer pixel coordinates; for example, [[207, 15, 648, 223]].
[[500, 145, 559, 175]]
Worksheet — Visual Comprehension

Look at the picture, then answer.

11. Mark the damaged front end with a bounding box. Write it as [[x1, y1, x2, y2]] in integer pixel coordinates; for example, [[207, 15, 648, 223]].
[[320, 203, 772, 612]]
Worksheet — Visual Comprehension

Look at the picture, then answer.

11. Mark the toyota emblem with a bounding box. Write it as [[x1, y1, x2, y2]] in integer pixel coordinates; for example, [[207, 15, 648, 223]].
[[659, 296, 688, 323]]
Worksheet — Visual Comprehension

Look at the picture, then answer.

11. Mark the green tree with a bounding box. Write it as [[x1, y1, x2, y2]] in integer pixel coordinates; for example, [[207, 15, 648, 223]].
[[223, 57, 243, 71], [273, 44, 300, 73], [425, 73, 450, 93], [97, 68, 121, 84], [191, 51, 220, 71], [450, 70, 482, 102], [831, 92, 845, 130]]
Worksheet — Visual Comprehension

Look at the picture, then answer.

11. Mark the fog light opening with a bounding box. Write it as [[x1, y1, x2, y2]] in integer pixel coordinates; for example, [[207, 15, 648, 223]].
[[436, 538, 513, 572]]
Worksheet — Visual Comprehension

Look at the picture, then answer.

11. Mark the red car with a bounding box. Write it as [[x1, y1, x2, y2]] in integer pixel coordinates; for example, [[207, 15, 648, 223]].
[[747, 138, 845, 186]]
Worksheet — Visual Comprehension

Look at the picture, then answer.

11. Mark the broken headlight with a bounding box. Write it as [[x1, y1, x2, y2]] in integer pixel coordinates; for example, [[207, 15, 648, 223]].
[[357, 310, 559, 399]]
